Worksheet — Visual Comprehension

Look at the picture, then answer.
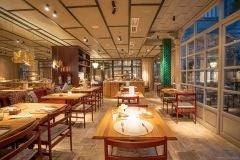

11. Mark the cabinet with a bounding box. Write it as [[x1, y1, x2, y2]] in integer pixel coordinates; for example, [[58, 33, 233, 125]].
[[52, 46, 90, 86]]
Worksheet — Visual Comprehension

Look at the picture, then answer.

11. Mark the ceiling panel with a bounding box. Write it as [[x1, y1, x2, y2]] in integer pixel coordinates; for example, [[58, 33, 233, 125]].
[[61, 0, 96, 7], [12, 11, 73, 39], [110, 27, 128, 45], [131, 0, 162, 4], [33, 40, 54, 48], [147, 49, 160, 56], [66, 28, 98, 46], [129, 38, 145, 50], [63, 39, 89, 50], [25, 0, 81, 28], [97, 38, 116, 50], [131, 5, 158, 37], [99, 0, 129, 26], [139, 45, 154, 53], [0, 0, 32, 10], [70, 7, 110, 38], [116, 45, 128, 54]]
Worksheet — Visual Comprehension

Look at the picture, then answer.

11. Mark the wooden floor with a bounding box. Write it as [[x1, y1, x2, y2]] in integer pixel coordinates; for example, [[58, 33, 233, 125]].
[[47, 92, 240, 160]]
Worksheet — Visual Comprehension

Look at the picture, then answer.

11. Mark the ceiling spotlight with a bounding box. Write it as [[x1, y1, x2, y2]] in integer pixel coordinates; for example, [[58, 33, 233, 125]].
[[16, 39, 20, 43], [146, 48, 150, 52], [112, 0, 117, 14], [44, 4, 50, 11], [52, 11, 57, 18], [117, 36, 122, 42], [83, 37, 88, 42]]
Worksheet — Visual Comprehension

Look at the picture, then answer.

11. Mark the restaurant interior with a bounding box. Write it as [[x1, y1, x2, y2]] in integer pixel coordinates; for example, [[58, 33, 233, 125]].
[[0, 0, 239, 159]]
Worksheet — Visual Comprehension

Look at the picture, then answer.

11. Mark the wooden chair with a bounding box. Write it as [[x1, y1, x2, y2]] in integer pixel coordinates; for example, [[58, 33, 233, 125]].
[[162, 92, 175, 113], [117, 95, 139, 105], [40, 105, 72, 160], [104, 137, 167, 160], [71, 95, 94, 128], [172, 92, 197, 123], [0, 120, 41, 160]]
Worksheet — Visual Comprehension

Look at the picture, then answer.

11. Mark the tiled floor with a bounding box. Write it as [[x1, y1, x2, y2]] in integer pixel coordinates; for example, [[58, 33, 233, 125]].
[[48, 92, 240, 160]]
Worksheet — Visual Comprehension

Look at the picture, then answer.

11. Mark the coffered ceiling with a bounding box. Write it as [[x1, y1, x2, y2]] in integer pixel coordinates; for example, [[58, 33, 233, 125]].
[[0, 0, 212, 60]]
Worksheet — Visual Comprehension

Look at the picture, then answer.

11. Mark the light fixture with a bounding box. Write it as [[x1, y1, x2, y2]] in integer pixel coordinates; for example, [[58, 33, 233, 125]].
[[92, 62, 99, 69], [117, 36, 122, 42], [210, 62, 217, 68], [16, 39, 20, 43], [146, 48, 150, 52], [52, 59, 63, 69], [52, 11, 57, 18], [83, 37, 88, 42], [44, 4, 50, 11], [12, 50, 35, 66], [91, 25, 99, 29], [112, 0, 117, 14], [131, 18, 139, 33]]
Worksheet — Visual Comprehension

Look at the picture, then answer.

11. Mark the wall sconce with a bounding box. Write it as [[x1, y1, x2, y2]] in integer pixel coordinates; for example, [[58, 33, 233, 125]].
[[92, 62, 99, 69], [52, 59, 63, 69]]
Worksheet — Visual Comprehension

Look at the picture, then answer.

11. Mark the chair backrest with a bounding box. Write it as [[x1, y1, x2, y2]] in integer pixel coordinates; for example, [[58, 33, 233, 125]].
[[104, 137, 167, 160], [117, 95, 139, 105], [175, 92, 196, 107], [0, 120, 40, 160]]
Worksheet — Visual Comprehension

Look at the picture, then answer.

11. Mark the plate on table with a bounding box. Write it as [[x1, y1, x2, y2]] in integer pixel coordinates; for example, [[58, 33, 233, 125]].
[[0, 125, 10, 136]]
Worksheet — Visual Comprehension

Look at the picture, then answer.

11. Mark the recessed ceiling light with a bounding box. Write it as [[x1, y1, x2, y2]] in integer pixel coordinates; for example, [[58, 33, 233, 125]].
[[44, 4, 50, 11], [91, 25, 99, 29], [52, 11, 57, 18], [83, 37, 88, 42], [117, 36, 122, 42], [146, 48, 150, 52], [16, 39, 20, 43]]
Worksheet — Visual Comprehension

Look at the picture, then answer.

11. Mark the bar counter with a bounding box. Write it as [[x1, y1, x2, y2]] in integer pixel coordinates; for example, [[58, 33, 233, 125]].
[[103, 80, 144, 98]]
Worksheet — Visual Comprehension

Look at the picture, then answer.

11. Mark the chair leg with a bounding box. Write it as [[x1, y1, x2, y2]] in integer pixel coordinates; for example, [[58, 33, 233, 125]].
[[166, 102, 168, 113], [91, 106, 94, 122], [176, 111, 178, 124], [49, 145, 52, 160], [83, 112, 86, 128]]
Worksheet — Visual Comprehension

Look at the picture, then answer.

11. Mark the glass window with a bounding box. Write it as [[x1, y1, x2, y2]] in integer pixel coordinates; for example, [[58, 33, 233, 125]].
[[187, 41, 194, 55], [206, 29, 219, 49], [224, 0, 240, 18], [181, 45, 186, 58], [206, 69, 218, 87], [223, 92, 240, 117], [182, 25, 194, 42], [181, 58, 186, 70], [224, 69, 240, 91], [206, 90, 218, 108], [187, 56, 194, 70], [225, 20, 240, 43], [195, 37, 204, 53], [195, 71, 204, 86], [181, 72, 186, 83], [187, 71, 194, 84], [196, 88, 204, 103], [225, 43, 240, 67], [195, 54, 205, 69], [206, 49, 218, 69], [196, 5, 219, 33]]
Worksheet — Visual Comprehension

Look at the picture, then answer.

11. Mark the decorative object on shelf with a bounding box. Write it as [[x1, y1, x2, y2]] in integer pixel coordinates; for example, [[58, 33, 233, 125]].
[[92, 62, 99, 69], [12, 50, 35, 66], [52, 59, 63, 69]]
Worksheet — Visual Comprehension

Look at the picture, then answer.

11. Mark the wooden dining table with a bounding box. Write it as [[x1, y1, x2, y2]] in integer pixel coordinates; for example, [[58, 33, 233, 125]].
[[93, 107, 177, 140], [71, 86, 100, 93], [0, 102, 67, 140], [114, 91, 144, 98], [41, 92, 87, 104]]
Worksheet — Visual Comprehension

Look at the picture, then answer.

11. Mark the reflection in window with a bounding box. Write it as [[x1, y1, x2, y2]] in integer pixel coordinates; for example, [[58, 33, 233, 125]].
[[187, 56, 194, 70], [181, 45, 186, 58], [181, 58, 186, 70], [195, 54, 205, 69], [187, 41, 194, 55], [224, 0, 240, 18], [181, 72, 186, 83], [225, 43, 240, 66], [182, 25, 194, 42], [207, 29, 219, 49], [196, 5, 219, 33], [206, 70, 218, 87], [196, 88, 204, 103], [187, 71, 194, 84], [225, 20, 240, 43], [195, 37, 204, 53], [195, 71, 204, 86], [206, 90, 218, 108], [224, 69, 240, 91], [223, 93, 240, 117], [206, 49, 218, 69]]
